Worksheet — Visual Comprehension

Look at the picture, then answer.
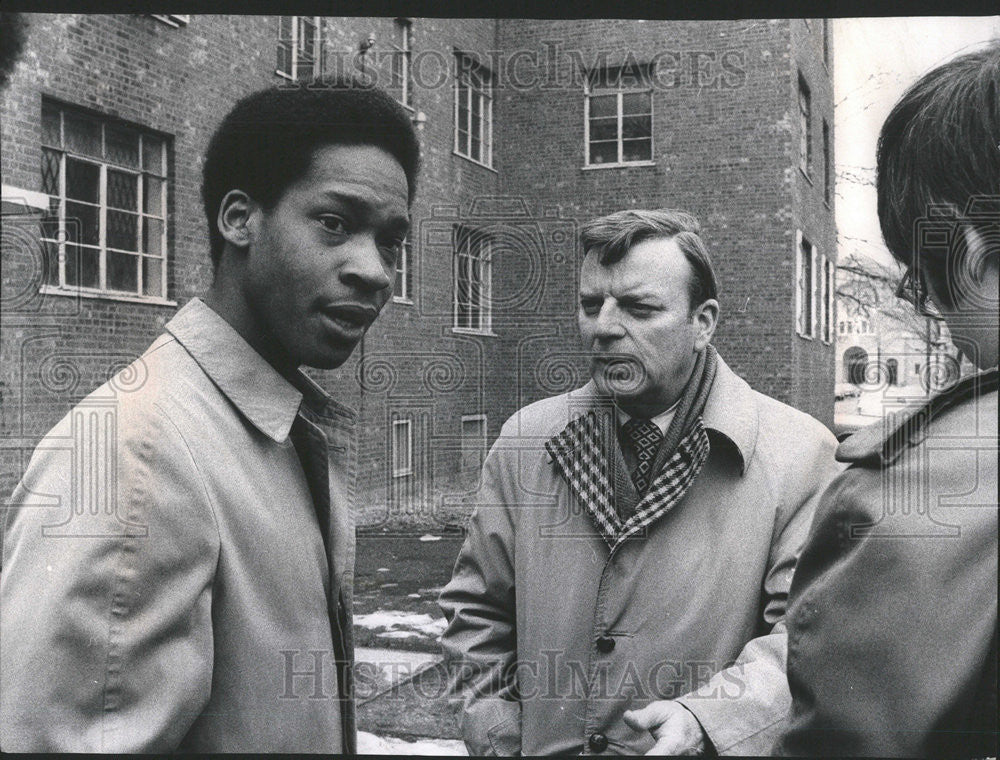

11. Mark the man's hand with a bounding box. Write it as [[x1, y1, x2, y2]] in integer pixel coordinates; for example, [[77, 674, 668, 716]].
[[623, 700, 707, 756]]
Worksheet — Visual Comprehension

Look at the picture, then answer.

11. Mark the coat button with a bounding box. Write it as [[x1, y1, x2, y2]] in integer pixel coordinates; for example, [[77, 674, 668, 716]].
[[596, 635, 615, 653], [588, 732, 609, 752]]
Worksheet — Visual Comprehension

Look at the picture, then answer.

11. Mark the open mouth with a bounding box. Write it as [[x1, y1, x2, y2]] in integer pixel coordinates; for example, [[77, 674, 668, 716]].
[[320, 304, 378, 335]]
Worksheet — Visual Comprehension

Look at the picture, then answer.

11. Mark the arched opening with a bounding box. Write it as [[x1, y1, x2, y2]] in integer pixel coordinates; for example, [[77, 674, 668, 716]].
[[844, 346, 868, 385], [885, 358, 898, 386]]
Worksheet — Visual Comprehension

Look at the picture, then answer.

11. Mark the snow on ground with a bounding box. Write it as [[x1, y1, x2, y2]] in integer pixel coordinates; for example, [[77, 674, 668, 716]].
[[354, 610, 447, 638], [358, 731, 467, 755]]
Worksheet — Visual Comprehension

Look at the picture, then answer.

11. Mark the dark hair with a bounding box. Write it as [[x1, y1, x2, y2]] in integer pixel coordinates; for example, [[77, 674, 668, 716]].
[[876, 42, 1000, 307], [201, 75, 420, 268], [579, 208, 719, 309]]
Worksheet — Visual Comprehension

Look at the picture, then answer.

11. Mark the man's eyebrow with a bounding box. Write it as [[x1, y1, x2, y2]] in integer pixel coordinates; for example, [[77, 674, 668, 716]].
[[320, 188, 410, 230]]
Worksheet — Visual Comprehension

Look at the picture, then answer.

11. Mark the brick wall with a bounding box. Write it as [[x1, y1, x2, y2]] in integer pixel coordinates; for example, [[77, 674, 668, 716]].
[[1, 14, 835, 528]]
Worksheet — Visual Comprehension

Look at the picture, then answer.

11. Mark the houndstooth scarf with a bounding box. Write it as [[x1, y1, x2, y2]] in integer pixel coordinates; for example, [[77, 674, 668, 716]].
[[544, 346, 717, 550]]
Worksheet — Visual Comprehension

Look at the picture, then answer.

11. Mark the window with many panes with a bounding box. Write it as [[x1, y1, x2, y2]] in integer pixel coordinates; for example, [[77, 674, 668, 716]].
[[393, 237, 413, 303], [277, 16, 321, 81], [585, 64, 653, 166], [798, 74, 812, 176], [391, 19, 413, 109], [453, 227, 491, 332], [40, 101, 168, 300], [454, 54, 493, 167], [796, 232, 816, 338]]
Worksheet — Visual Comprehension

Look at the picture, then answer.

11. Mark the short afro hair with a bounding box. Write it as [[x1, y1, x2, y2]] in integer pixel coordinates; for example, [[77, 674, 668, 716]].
[[876, 42, 999, 306], [201, 75, 420, 268], [579, 208, 719, 311]]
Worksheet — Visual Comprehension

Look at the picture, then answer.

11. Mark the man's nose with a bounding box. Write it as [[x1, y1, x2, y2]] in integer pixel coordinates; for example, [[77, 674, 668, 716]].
[[592, 303, 625, 341], [339, 236, 392, 292]]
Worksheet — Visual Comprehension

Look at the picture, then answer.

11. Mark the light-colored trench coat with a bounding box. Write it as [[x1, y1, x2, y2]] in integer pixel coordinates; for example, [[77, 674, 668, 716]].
[[439, 356, 842, 755], [1, 299, 357, 752]]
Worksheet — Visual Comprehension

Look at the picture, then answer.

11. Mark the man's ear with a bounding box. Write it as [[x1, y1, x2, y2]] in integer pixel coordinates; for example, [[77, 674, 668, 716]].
[[961, 225, 999, 309], [217, 190, 259, 251], [692, 298, 720, 351]]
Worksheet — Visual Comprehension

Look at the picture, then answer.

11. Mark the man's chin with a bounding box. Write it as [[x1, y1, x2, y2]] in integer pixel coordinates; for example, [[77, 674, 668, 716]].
[[591, 362, 647, 397]]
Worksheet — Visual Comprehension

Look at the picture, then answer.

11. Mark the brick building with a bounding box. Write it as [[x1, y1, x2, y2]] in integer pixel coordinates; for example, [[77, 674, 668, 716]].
[[1, 14, 835, 529]]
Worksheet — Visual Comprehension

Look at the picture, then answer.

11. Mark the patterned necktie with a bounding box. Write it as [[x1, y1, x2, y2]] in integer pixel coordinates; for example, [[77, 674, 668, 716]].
[[622, 418, 664, 494]]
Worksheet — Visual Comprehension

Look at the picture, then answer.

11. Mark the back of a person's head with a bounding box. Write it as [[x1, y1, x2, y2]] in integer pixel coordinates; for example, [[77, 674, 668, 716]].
[[876, 42, 1000, 276], [202, 76, 420, 268]]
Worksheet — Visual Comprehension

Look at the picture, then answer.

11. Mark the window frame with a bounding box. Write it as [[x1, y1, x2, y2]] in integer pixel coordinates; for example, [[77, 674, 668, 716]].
[[276, 16, 322, 82], [798, 74, 813, 178], [583, 64, 655, 169], [822, 255, 835, 344], [453, 53, 494, 168], [391, 18, 414, 110], [391, 418, 413, 478], [822, 118, 832, 205], [39, 101, 171, 304], [795, 231, 817, 339], [460, 414, 488, 474], [393, 236, 414, 304], [452, 227, 493, 335]]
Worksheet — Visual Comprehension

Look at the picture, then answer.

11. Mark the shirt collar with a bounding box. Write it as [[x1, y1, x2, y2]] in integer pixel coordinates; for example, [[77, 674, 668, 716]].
[[578, 353, 759, 473], [165, 298, 320, 443], [615, 400, 679, 435]]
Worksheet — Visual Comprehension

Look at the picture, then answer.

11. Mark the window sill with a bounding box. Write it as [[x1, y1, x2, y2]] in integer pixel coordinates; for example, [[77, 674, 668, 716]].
[[796, 331, 815, 341], [453, 151, 497, 173], [39, 284, 177, 307], [392, 296, 414, 305], [392, 470, 413, 478], [582, 161, 657, 170], [452, 327, 498, 338]]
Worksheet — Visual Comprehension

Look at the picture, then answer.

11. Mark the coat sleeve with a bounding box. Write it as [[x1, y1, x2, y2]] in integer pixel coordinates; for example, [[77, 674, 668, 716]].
[[438, 430, 521, 757], [675, 424, 842, 755], [0, 401, 219, 752], [775, 450, 999, 757]]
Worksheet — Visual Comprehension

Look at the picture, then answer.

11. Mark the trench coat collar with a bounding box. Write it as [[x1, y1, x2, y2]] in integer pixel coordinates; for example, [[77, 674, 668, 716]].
[[165, 298, 348, 443], [556, 353, 759, 475]]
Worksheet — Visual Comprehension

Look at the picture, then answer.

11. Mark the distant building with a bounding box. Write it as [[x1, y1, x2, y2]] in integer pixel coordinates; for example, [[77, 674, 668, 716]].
[[1, 14, 836, 528]]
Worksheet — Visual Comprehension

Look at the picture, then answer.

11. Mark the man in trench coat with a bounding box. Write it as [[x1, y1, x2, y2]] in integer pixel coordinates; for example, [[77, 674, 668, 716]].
[[439, 209, 841, 755]]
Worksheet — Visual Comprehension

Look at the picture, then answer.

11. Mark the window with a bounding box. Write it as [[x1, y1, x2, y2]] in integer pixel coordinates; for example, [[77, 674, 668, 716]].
[[391, 418, 413, 477], [798, 74, 812, 176], [460, 414, 487, 474], [393, 236, 413, 303], [795, 232, 816, 338], [454, 53, 493, 167], [585, 64, 653, 166], [277, 16, 321, 81], [821, 19, 831, 67], [391, 18, 413, 109], [819, 254, 835, 343], [453, 227, 492, 332], [150, 14, 189, 27], [822, 119, 832, 204], [40, 101, 168, 300]]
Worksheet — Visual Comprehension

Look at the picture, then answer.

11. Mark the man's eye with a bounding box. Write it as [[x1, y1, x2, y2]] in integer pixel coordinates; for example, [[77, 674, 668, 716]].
[[318, 215, 349, 234], [580, 299, 602, 315], [626, 303, 657, 316]]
